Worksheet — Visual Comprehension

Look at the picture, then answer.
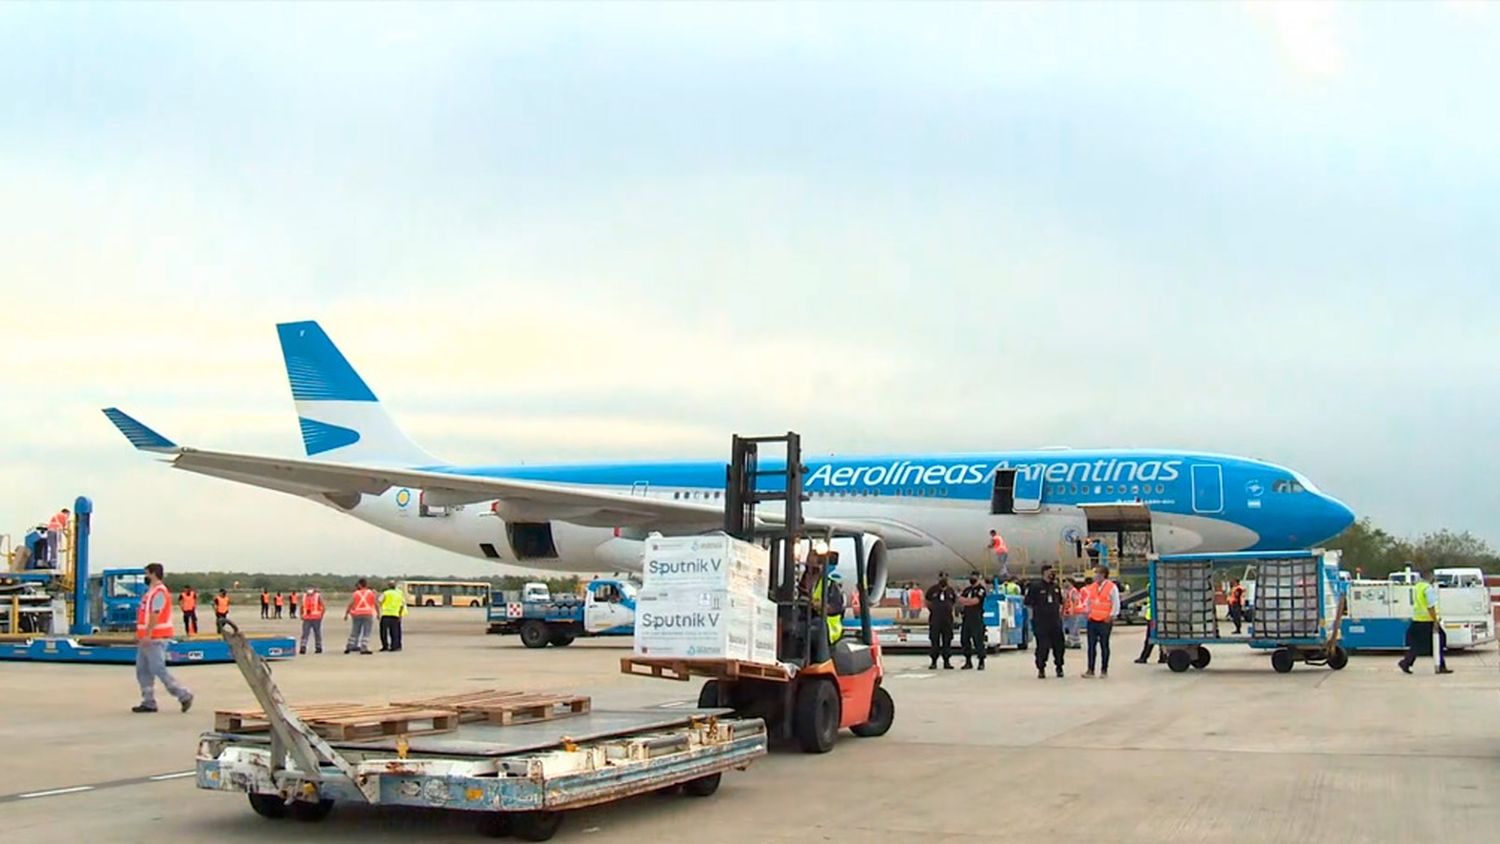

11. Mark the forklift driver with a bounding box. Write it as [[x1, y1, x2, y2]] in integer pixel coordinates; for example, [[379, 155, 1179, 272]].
[[799, 551, 845, 664]]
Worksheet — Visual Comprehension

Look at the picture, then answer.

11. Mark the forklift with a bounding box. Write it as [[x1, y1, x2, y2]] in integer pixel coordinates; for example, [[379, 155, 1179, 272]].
[[697, 433, 894, 753]]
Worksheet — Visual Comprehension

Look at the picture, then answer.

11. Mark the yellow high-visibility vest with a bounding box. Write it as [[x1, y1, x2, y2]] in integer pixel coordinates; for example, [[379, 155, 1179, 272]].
[[813, 580, 842, 645], [379, 589, 407, 617], [1412, 581, 1435, 622]]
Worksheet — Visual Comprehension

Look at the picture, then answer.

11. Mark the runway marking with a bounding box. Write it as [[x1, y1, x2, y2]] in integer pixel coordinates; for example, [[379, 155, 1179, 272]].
[[890, 673, 934, 680], [19, 786, 95, 799], [0, 771, 196, 805]]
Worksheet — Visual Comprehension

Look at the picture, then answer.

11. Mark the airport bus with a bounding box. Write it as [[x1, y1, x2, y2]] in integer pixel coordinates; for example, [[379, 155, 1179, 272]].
[[399, 580, 492, 608]]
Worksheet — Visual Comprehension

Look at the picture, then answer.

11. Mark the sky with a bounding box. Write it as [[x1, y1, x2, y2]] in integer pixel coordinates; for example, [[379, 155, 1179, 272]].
[[1, 1, 1497, 575]]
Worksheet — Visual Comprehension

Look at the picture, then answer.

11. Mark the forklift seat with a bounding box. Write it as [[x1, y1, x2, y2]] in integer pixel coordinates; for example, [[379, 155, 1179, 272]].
[[831, 639, 875, 676]]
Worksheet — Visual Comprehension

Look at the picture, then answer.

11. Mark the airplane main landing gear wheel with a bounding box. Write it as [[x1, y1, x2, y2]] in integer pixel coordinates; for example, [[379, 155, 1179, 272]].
[[1166, 649, 1192, 673]]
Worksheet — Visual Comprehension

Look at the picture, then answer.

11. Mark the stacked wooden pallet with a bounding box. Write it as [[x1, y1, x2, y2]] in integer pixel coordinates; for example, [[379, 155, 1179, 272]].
[[393, 689, 591, 726], [214, 702, 460, 739]]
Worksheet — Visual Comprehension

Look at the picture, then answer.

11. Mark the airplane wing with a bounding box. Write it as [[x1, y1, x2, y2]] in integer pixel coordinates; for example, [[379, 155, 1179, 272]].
[[103, 408, 934, 546]]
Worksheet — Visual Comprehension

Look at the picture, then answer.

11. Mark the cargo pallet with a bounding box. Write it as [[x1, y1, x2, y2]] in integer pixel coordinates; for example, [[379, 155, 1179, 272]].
[[196, 622, 765, 841]]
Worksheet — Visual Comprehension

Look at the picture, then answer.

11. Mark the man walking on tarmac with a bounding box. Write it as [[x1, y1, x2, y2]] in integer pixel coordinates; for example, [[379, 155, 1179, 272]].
[[958, 574, 988, 670], [1082, 564, 1120, 678], [1025, 565, 1066, 678], [212, 589, 231, 633], [1398, 570, 1453, 675], [925, 572, 959, 670], [379, 581, 408, 652], [300, 586, 325, 654], [344, 579, 378, 654], [178, 586, 199, 636], [132, 563, 193, 714], [259, 588, 270, 619]]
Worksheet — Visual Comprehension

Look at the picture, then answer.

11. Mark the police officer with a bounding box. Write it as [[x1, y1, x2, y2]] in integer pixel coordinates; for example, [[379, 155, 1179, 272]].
[[925, 572, 958, 670], [958, 573, 988, 670], [1025, 564, 1066, 679]]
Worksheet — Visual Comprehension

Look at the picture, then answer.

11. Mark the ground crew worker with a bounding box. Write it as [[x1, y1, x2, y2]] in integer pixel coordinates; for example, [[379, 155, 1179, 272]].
[[1399, 571, 1453, 675], [273, 591, 284, 619], [1082, 565, 1120, 678], [798, 553, 844, 662], [212, 589, 231, 633], [1063, 578, 1085, 648], [132, 563, 193, 714], [289, 590, 299, 619], [958, 573, 988, 670], [1134, 594, 1163, 664], [259, 589, 270, 619], [907, 582, 924, 621], [178, 586, 199, 636], [46, 507, 70, 566], [379, 581, 408, 652], [925, 572, 958, 670], [344, 579, 378, 654], [988, 529, 1009, 577], [1227, 578, 1247, 634], [1025, 564, 1066, 678], [1003, 576, 1022, 596], [300, 586, 325, 654]]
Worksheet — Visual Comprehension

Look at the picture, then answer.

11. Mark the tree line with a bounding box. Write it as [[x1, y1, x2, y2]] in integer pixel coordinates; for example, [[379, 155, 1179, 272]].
[[1324, 519, 1498, 578]]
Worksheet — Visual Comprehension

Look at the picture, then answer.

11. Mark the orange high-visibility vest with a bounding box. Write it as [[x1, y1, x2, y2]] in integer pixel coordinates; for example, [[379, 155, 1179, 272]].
[[213, 595, 230, 614], [48, 511, 69, 531], [274, 593, 284, 607], [349, 588, 377, 617], [908, 587, 924, 611], [1229, 585, 1245, 606], [1064, 586, 1082, 617], [179, 590, 197, 612], [1084, 580, 1118, 623], [302, 592, 325, 620], [136, 584, 174, 640], [990, 534, 1007, 554], [290, 593, 299, 607]]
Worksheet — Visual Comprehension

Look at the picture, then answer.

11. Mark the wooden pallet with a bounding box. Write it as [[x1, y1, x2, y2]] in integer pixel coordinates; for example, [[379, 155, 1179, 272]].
[[620, 657, 791, 683], [309, 706, 460, 740], [214, 702, 361, 732], [214, 702, 458, 738], [389, 689, 534, 723], [460, 693, 591, 726]]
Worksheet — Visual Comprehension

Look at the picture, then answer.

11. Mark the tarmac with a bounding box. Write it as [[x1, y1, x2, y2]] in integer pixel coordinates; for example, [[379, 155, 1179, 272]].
[[2, 610, 1498, 842]]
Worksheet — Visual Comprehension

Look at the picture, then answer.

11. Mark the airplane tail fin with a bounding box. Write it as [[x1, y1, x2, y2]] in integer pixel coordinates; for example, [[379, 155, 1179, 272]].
[[276, 321, 439, 466]]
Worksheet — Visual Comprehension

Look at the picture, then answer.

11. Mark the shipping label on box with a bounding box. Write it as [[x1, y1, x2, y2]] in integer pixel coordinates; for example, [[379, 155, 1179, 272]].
[[749, 597, 779, 665]]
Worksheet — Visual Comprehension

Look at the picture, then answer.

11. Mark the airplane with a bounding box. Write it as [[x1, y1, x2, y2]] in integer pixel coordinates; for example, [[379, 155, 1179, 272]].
[[103, 320, 1355, 600]]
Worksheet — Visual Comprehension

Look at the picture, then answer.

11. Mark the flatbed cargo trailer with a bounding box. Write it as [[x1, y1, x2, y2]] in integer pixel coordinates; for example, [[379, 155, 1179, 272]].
[[196, 623, 765, 841]]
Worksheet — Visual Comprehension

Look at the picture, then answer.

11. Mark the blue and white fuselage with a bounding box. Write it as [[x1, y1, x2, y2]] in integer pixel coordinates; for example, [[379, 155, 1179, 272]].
[[105, 321, 1355, 595]]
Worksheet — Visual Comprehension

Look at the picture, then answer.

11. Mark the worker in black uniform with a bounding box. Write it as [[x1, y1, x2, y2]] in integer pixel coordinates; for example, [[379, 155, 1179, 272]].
[[1025, 564, 1066, 679], [958, 574, 989, 670], [925, 572, 958, 670]]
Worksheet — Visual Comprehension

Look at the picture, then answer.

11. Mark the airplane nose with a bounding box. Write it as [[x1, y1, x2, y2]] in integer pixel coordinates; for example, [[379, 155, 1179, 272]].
[[1319, 495, 1356, 541]]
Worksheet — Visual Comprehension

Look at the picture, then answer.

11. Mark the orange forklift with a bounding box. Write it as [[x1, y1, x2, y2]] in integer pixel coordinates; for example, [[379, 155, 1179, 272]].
[[696, 433, 894, 753]]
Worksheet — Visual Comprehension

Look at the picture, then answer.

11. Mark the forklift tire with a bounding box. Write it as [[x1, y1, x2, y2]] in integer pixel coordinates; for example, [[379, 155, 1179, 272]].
[[792, 679, 841, 754], [247, 792, 287, 819], [682, 773, 722, 798], [1271, 648, 1295, 674], [1191, 647, 1212, 670], [850, 685, 894, 738], [511, 810, 564, 842], [519, 620, 551, 649], [549, 631, 575, 647], [289, 799, 335, 822], [1327, 645, 1349, 671], [697, 679, 721, 709], [1166, 649, 1192, 673]]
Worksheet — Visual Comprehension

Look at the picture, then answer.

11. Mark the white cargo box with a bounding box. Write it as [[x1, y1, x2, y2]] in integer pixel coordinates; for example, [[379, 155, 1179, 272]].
[[751, 597, 779, 666], [642, 533, 770, 596], [633, 588, 756, 661]]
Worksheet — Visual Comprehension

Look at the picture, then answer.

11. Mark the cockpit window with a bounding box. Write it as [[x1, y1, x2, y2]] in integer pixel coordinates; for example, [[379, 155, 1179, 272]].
[[1273, 479, 1306, 494]]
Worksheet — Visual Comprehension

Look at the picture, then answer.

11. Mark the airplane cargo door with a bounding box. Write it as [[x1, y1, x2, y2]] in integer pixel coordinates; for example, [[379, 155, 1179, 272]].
[[1191, 464, 1224, 514], [1013, 469, 1043, 513]]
